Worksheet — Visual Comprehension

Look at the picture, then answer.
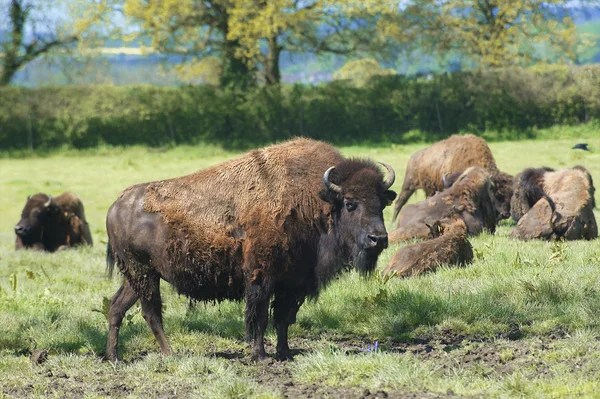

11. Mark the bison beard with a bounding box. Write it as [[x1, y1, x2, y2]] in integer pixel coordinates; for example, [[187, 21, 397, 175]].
[[105, 138, 396, 362]]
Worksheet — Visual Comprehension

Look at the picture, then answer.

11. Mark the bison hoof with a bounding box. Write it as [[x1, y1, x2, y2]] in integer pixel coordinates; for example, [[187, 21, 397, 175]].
[[276, 350, 294, 361]]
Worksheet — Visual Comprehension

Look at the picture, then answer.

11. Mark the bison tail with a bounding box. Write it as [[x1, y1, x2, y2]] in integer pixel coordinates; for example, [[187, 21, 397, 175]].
[[106, 240, 116, 279]]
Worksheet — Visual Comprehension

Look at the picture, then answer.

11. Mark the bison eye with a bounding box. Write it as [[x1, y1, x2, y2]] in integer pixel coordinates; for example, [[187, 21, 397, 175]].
[[344, 200, 357, 212]]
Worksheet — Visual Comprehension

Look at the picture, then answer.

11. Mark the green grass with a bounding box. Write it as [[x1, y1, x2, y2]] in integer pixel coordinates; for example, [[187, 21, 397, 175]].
[[1, 136, 600, 397]]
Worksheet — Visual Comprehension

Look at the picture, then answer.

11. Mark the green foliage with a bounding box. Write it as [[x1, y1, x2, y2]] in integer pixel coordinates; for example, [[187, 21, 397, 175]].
[[333, 59, 397, 87], [1, 65, 599, 151]]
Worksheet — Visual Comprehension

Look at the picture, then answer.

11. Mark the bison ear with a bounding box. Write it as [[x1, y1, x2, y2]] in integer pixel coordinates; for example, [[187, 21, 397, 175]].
[[27, 195, 31, 201], [319, 188, 342, 204], [384, 190, 397, 206]]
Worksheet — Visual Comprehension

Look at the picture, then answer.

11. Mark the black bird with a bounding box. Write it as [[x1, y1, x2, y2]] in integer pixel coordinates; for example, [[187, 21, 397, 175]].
[[572, 143, 591, 151]]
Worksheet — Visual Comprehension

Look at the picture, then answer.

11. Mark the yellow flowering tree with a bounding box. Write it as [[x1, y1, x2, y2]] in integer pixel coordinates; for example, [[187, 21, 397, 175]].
[[378, 0, 594, 68]]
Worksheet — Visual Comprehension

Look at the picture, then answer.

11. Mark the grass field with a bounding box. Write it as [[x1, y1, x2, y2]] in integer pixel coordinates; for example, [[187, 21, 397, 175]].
[[1, 136, 600, 398]]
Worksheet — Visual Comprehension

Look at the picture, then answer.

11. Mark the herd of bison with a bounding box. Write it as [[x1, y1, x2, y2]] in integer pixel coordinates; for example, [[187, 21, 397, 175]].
[[13, 135, 597, 362]]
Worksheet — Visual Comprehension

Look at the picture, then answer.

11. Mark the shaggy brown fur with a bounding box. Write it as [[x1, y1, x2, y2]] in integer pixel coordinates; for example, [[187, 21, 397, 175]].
[[105, 138, 396, 362], [15, 192, 93, 252], [510, 167, 555, 222], [388, 166, 498, 243], [511, 166, 597, 240], [383, 218, 473, 278], [392, 134, 513, 222]]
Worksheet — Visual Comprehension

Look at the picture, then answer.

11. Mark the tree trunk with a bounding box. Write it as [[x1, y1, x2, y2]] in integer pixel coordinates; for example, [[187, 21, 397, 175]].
[[220, 40, 256, 91], [264, 37, 282, 86], [0, 63, 19, 86]]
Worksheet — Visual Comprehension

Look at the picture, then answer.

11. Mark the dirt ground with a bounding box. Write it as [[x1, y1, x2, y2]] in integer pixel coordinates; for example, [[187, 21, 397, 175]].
[[3, 327, 584, 399]]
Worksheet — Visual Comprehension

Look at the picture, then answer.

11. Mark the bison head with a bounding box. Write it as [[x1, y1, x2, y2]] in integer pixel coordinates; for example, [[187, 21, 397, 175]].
[[489, 172, 513, 221], [320, 160, 396, 273], [15, 194, 56, 242], [444, 170, 513, 222]]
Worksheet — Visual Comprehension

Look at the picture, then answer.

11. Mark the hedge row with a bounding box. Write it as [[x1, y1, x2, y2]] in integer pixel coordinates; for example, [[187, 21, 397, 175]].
[[1, 64, 599, 150]]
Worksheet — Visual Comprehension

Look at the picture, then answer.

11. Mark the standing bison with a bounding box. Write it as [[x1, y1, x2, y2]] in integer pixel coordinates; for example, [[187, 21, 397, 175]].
[[15, 192, 93, 252], [392, 134, 513, 222], [389, 166, 498, 243], [511, 166, 597, 241], [105, 138, 397, 361]]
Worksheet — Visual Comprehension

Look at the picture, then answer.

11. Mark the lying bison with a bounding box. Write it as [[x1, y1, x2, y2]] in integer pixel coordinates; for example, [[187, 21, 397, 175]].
[[389, 166, 498, 243], [384, 218, 473, 278], [392, 134, 513, 222], [510, 167, 556, 222], [511, 166, 597, 241], [105, 138, 397, 361], [15, 192, 93, 252]]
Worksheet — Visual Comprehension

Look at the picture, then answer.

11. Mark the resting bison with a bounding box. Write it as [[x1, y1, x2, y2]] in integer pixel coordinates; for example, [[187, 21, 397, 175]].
[[511, 166, 597, 241], [383, 218, 473, 278], [105, 138, 397, 361], [392, 134, 513, 222], [389, 166, 498, 243], [15, 192, 93, 252], [510, 167, 555, 222]]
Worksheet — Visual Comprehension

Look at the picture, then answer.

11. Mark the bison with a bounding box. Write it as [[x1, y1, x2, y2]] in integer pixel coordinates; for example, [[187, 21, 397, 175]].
[[105, 138, 397, 361], [392, 134, 513, 222], [389, 166, 498, 243], [383, 218, 473, 278], [15, 192, 93, 252], [511, 166, 597, 241], [510, 166, 555, 222]]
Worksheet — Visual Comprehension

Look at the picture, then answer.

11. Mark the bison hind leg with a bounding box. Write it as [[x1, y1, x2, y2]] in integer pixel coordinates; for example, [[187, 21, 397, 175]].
[[140, 276, 172, 356]]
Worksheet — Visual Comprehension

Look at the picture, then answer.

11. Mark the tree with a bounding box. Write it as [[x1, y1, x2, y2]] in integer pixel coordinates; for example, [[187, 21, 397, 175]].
[[378, 0, 592, 68], [333, 58, 396, 86], [121, 0, 256, 90], [119, 0, 388, 86], [0, 0, 103, 85], [227, 0, 389, 85]]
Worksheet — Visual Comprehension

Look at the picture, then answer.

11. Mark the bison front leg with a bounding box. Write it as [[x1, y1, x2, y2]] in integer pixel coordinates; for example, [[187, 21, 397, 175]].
[[273, 290, 304, 361], [244, 269, 271, 361], [106, 280, 138, 362]]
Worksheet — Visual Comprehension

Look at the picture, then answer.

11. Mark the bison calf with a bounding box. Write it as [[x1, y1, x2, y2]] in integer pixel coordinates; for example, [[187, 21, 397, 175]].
[[392, 134, 513, 222], [383, 218, 473, 278], [15, 192, 93, 252]]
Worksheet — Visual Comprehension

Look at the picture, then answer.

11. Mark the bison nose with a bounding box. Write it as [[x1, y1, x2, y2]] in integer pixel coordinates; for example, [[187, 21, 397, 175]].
[[14, 225, 24, 234], [366, 234, 388, 249]]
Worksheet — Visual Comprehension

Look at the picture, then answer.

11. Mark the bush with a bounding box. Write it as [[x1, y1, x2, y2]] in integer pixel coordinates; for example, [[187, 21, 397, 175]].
[[0, 65, 598, 151]]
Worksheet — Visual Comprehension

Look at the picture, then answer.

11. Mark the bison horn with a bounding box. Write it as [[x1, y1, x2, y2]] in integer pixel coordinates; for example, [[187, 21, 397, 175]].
[[488, 174, 496, 189], [379, 162, 396, 189], [44, 195, 52, 208], [442, 172, 450, 187], [323, 167, 343, 194]]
